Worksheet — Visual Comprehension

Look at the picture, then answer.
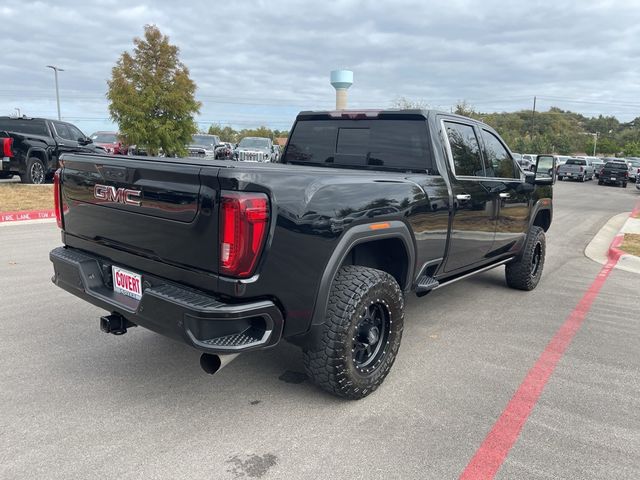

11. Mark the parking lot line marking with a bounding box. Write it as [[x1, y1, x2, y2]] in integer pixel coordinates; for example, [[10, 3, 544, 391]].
[[459, 236, 626, 480]]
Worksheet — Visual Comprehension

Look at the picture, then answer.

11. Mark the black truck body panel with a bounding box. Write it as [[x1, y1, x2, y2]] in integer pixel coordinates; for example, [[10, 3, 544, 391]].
[[0, 116, 103, 180], [50, 110, 553, 353]]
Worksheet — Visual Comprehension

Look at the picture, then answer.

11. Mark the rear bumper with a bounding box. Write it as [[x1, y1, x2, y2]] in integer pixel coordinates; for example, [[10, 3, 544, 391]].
[[600, 177, 626, 184], [50, 246, 284, 354]]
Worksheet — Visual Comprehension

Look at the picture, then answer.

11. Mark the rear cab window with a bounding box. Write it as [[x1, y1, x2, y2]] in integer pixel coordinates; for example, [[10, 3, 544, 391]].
[[565, 159, 586, 165], [604, 162, 628, 170], [282, 116, 437, 174], [0, 118, 48, 136]]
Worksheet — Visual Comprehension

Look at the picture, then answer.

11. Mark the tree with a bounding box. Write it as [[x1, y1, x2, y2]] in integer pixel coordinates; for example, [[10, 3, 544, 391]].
[[391, 96, 429, 109], [454, 100, 479, 118], [107, 25, 201, 156]]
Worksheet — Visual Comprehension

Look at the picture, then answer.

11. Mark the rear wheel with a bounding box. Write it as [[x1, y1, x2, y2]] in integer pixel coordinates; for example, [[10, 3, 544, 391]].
[[558, 176, 563, 181], [623, 182, 628, 188], [579, 175, 585, 182], [303, 266, 404, 399], [598, 179, 603, 185], [505, 226, 545, 291], [20, 157, 46, 184]]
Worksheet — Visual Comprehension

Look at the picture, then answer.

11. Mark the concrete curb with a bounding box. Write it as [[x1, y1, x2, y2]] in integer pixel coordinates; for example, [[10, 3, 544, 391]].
[[0, 209, 56, 223], [606, 201, 640, 274]]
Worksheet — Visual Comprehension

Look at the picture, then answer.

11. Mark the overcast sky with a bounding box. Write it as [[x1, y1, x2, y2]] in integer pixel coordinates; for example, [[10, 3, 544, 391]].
[[1, 0, 639, 134]]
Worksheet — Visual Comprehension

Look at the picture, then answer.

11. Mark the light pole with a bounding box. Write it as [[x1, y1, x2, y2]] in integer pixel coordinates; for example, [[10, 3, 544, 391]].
[[592, 132, 599, 156], [46, 65, 64, 120]]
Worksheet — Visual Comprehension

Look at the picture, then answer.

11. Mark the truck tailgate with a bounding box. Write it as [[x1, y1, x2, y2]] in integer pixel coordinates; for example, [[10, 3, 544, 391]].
[[60, 154, 221, 274]]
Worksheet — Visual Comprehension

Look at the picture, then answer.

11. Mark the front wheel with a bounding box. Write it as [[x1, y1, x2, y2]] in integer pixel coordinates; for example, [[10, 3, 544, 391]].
[[505, 226, 546, 291], [303, 266, 404, 399]]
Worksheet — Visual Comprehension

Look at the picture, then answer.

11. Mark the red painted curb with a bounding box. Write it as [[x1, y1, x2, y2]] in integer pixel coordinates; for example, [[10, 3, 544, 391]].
[[607, 200, 640, 261], [0, 209, 56, 223]]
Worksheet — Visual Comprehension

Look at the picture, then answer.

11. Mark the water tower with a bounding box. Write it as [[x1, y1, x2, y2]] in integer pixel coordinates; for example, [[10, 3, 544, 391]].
[[330, 70, 353, 110]]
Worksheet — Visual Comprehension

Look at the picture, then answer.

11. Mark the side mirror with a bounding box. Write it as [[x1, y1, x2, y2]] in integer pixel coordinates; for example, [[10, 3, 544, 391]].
[[528, 155, 556, 185], [78, 137, 92, 145]]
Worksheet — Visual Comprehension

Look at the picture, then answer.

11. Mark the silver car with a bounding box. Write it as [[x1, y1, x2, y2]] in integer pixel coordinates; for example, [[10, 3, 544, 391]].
[[626, 158, 640, 182], [557, 157, 595, 182]]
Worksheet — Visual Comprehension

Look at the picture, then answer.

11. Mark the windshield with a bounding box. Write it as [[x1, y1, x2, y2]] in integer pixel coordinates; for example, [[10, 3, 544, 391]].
[[565, 159, 586, 165], [191, 135, 217, 147], [627, 159, 640, 167], [90, 133, 117, 143], [239, 138, 270, 149]]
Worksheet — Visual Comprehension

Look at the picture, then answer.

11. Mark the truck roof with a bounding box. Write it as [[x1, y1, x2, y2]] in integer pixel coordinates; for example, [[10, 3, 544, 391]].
[[295, 109, 491, 127]]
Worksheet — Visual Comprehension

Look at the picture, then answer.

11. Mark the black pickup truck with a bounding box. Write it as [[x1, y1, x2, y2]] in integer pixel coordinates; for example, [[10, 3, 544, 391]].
[[597, 160, 629, 188], [49, 110, 555, 399], [0, 116, 104, 183]]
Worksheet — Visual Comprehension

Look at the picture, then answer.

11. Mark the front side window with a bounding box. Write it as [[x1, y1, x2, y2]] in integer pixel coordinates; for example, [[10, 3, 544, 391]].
[[443, 121, 484, 177], [53, 122, 72, 140], [67, 124, 85, 141], [481, 130, 518, 179]]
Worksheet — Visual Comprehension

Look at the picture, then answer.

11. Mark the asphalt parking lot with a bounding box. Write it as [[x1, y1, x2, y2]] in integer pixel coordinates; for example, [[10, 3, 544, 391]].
[[1, 179, 639, 479]]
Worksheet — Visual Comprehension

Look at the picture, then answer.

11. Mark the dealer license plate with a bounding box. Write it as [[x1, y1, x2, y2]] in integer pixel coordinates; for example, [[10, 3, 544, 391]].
[[112, 266, 143, 300]]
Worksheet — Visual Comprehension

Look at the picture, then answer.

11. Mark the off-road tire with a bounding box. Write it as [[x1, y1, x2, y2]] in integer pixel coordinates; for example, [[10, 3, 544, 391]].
[[505, 226, 546, 291], [20, 157, 46, 184], [303, 266, 404, 399]]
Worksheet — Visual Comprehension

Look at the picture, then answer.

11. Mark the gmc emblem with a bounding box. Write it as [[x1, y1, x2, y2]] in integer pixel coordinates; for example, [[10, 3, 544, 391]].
[[94, 184, 142, 206]]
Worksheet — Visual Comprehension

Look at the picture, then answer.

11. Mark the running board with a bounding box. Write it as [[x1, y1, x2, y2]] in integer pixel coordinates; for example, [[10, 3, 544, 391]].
[[433, 257, 515, 290]]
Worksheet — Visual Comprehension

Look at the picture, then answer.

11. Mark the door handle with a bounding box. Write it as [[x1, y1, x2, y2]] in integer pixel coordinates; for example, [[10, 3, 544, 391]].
[[456, 194, 472, 201], [499, 193, 511, 198]]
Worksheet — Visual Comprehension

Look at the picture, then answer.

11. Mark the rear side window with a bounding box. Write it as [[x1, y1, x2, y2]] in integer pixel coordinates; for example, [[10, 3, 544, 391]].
[[443, 121, 484, 177], [481, 130, 518, 179], [283, 119, 436, 173], [0, 118, 48, 136]]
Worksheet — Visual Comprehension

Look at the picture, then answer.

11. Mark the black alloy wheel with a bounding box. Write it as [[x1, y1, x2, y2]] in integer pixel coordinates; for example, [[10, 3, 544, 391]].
[[352, 301, 391, 372]]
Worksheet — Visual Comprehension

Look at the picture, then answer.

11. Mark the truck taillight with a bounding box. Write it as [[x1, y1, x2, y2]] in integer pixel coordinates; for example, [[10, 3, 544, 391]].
[[2, 137, 13, 157], [54, 169, 63, 229], [579, 166, 584, 172], [600, 168, 604, 176], [219, 191, 269, 278]]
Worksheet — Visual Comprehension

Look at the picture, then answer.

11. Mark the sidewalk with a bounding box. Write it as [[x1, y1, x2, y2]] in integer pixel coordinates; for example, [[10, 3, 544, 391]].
[[586, 201, 640, 275]]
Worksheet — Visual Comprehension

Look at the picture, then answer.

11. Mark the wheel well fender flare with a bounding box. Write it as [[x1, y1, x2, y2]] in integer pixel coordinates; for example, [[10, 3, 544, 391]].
[[529, 200, 552, 232], [309, 220, 416, 328], [25, 147, 48, 165]]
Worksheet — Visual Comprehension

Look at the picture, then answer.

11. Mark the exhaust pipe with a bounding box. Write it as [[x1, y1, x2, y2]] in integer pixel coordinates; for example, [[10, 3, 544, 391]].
[[200, 353, 240, 375]]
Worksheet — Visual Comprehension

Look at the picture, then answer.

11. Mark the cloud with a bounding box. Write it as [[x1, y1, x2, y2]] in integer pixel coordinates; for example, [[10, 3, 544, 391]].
[[0, 0, 639, 135]]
